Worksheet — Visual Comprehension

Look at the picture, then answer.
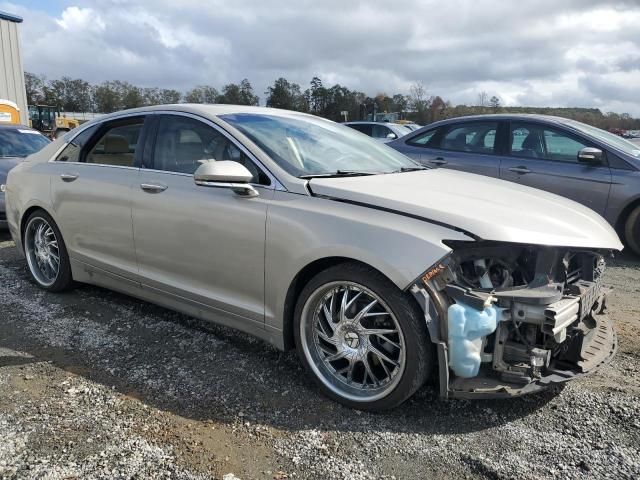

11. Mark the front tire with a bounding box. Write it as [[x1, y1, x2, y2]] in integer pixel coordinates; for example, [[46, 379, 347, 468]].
[[294, 262, 432, 410], [23, 210, 73, 292], [625, 206, 640, 256]]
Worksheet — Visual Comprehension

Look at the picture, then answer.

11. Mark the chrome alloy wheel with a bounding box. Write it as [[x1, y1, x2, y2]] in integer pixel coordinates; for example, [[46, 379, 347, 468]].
[[300, 282, 406, 402], [25, 217, 60, 287]]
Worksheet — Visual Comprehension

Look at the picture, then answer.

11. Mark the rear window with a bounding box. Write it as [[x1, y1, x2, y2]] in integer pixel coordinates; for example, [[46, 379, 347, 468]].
[[0, 128, 50, 158]]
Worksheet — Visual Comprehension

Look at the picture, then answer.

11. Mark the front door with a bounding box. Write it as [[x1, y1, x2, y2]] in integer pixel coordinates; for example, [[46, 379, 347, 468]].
[[500, 121, 612, 216], [132, 113, 274, 324]]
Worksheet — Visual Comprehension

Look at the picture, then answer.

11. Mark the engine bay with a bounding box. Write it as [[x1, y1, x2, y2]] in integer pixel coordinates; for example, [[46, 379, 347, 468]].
[[411, 241, 617, 398]]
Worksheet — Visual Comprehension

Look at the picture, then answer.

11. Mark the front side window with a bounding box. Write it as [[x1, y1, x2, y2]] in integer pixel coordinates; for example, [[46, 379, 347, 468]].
[[510, 123, 589, 163], [220, 114, 418, 177], [153, 115, 269, 184], [86, 122, 143, 167], [441, 122, 498, 154]]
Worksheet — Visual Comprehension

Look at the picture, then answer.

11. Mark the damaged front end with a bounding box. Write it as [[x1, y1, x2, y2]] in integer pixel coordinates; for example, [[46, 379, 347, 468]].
[[410, 241, 617, 399]]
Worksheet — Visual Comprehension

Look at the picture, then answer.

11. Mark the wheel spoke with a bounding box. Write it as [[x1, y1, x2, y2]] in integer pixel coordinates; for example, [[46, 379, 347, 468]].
[[345, 291, 362, 310], [369, 345, 400, 369], [316, 329, 337, 345], [372, 334, 401, 350], [339, 288, 350, 323], [353, 299, 378, 323], [325, 350, 348, 363], [362, 328, 397, 336], [363, 357, 379, 386]]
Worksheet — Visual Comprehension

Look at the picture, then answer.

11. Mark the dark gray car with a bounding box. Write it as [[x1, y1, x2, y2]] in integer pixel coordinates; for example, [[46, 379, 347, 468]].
[[388, 114, 640, 254], [0, 124, 50, 228]]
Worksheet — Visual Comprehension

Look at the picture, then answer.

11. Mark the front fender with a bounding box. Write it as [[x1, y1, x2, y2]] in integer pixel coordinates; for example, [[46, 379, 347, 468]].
[[264, 191, 471, 333]]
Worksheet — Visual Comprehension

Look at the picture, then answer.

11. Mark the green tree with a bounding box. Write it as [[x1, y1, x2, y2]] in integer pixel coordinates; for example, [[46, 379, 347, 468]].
[[489, 95, 501, 112], [159, 89, 181, 104], [24, 72, 45, 105], [92, 81, 122, 113], [265, 77, 306, 110], [238, 79, 259, 105], [184, 85, 219, 103]]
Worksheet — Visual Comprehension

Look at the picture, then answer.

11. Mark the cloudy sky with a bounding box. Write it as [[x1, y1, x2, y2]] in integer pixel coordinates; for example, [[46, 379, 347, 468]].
[[2, 0, 640, 114]]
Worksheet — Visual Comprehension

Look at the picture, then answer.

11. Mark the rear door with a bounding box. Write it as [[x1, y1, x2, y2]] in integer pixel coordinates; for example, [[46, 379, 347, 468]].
[[49, 116, 146, 280], [500, 121, 612, 215], [396, 121, 502, 177]]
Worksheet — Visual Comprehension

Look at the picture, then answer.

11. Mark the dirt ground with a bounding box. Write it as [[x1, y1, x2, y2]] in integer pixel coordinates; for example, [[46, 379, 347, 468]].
[[0, 230, 638, 479]]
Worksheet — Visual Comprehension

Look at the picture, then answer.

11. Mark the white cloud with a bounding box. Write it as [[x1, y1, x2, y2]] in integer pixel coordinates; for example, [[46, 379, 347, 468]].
[[2, 0, 640, 115], [55, 6, 105, 32]]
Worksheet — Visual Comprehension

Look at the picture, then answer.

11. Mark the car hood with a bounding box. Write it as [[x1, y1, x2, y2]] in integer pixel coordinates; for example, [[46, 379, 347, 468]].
[[308, 169, 623, 250]]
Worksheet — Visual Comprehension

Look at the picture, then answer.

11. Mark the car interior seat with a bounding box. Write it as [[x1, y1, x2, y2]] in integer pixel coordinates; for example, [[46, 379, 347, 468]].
[[88, 134, 134, 166], [519, 132, 544, 158]]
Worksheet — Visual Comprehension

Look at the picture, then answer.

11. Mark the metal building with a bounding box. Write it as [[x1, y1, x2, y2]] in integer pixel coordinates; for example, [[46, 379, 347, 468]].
[[0, 10, 28, 125]]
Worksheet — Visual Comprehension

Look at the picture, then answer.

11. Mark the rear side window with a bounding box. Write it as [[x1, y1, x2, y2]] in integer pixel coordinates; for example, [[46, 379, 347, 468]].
[[55, 125, 99, 162], [441, 122, 498, 154], [407, 129, 438, 147], [372, 124, 392, 139], [346, 124, 372, 136], [85, 122, 143, 167]]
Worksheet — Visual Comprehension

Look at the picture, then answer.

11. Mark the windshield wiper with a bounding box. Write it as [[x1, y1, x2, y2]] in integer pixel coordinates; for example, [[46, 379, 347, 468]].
[[300, 170, 378, 179], [397, 166, 429, 172]]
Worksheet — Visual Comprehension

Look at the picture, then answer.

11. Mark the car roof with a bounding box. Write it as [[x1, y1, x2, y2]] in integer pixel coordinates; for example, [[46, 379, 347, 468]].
[[344, 121, 408, 127], [92, 104, 325, 122], [423, 113, 580, 128]]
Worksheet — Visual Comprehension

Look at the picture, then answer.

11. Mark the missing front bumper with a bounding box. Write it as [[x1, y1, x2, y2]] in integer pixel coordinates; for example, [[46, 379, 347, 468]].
[[440, 313, 617, 399]]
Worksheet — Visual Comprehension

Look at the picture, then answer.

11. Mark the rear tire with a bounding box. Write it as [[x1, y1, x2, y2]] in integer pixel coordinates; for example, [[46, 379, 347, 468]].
[[624, 206, 640, 256], [23, 210, 73, 292], [294, 262, 433, 411]]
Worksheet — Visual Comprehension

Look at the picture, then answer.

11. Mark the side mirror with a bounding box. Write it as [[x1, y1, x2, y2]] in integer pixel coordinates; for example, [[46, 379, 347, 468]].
[[194, 160, 258, 197], [577, 147, 604, 164], [386, 132, 397, 139]]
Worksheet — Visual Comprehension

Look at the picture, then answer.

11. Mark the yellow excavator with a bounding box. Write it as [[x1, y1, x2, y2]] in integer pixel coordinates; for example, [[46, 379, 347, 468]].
[[28, 105, 80, 138]]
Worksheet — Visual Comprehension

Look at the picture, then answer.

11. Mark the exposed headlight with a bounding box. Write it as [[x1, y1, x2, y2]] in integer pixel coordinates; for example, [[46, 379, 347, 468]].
[[0, 184, 5, 193]]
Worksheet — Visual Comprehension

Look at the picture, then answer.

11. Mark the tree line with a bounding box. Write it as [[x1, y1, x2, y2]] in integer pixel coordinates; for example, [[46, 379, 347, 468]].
[[24, 72, 640, 130]]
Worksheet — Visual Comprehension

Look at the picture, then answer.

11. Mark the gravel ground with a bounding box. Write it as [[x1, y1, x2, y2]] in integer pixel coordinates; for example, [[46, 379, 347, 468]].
[[0, 231, 639, 480]]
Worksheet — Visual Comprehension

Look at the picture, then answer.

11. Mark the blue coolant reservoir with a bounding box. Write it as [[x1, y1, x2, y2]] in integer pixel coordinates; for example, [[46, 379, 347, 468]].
[[448, 301, 499, 378]]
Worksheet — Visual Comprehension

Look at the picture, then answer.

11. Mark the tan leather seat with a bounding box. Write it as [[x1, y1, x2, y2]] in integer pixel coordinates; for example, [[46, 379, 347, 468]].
[[88, 134, 134, 167]]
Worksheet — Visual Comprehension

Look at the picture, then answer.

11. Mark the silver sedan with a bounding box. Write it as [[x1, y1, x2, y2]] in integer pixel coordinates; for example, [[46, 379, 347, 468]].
[[5, 105, 623, 410]]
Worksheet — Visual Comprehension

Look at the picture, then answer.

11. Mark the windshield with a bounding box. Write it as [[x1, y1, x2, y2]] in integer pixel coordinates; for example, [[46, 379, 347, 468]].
[[0, 128, 50, 158], [566, 120, 640, 157], [220, 113, 419, 177]]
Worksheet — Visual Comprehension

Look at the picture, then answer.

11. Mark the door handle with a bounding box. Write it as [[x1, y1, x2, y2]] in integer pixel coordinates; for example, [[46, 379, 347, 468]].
[[140, 183, 168, 193], [429, 157, 448, 166], [60, 173, 79, 182], [508, 166, 531, 174]]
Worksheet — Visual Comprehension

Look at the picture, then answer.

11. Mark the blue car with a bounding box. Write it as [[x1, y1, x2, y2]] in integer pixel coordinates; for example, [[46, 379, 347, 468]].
[[388, 114, 640, 255]]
